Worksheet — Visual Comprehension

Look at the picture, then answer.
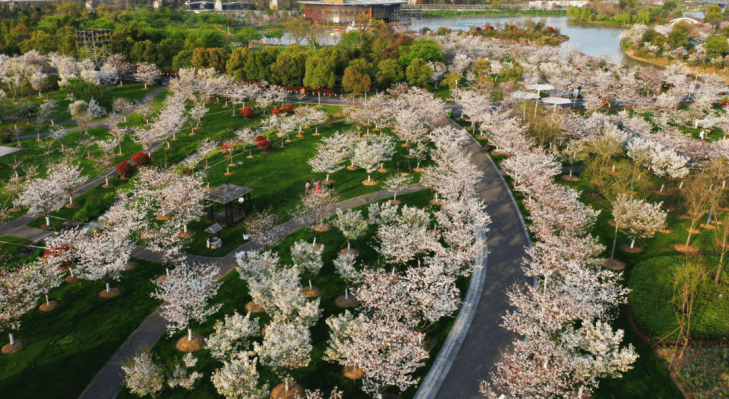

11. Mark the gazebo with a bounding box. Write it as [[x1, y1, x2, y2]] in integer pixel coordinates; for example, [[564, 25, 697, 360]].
[[203, 183, 253, 226]]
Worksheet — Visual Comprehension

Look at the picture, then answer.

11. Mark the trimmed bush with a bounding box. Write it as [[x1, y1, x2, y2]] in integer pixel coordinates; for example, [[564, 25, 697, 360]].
[[116, 161, 135, 179], [131, 151, 151, 166], [271, 107, 282, 115], [240, 107, 255, 118]]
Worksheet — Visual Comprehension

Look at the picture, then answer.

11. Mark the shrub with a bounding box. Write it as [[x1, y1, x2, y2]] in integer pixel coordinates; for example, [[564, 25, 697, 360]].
[[62, 77, 112, 102], [221, 143, 234, 154], [282, 104, 294, 112], [131, 152, 151, 166], [240, 107, 255, 118], [256, 138, 272, 151], [254, 135, 266, 143], [271, 107, 282, 115], [116, 161, 136, 178]]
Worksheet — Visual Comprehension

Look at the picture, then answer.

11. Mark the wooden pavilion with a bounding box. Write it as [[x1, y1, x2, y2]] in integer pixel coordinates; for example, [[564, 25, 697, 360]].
[[204, 183, 253, 226]]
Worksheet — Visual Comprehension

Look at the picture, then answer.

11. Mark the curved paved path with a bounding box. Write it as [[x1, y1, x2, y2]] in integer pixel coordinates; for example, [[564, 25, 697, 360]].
[[421, 126, 532, 399]]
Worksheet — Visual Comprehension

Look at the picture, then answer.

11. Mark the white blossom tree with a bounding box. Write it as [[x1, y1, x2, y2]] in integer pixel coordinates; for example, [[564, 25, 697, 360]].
[[333, 252, 360, 300], [613, 193, 667, 249], [0, 264, 42, 349], [121, 348, 165, 398], [253, 320, 312, 393], [151, 262, 223, 343], [15, 177, 65, 227], [291, 239, 324, 292], [135, 62, 161, 90], [333, 209, 368, 254], [48, 161, 88, 207], [383, 173, 412, 204], [212, 356, 268, 399], [206, 311, 259, 361]]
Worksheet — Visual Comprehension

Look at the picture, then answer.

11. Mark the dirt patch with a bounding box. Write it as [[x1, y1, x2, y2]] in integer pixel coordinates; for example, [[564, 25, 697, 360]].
[[362, 179, 379, 186], [245, 301, 265, 313], [38, 299, 62, 312], [343, 365, 364, 380], [603, 259, 626, 271], [607, 171, 620, 176], [700, 224, 717, 230], [376, 168, 389, 173], [561, 175, 580, 181], [346, 165, 359, 171], [674, 244, 700, 254], [686, 228, 702, 234], [677, 215, 691, 220], [335, 294, 358, 308], [156, 274, 168, 282], [654, 190, 669, 196], [659, 229, 673, 234], [177, 231, 197, 238], [155, 215, 171, 221], [98, 287, 121, 299], [412, 167, 424, 173], [322, 179, 336, 184], [390, 200, 403, 205], [491, 150, 506, 156], [620, 243, 643, 253], [340, 248, 360, 256], [176, 334, 205, 352], [64, 275, 79, 284], [270, 382, 304, 399], [313, 224, 332, 233], [429, 199, 443, 206], [301, 286, 321, 298], [1, 339, 27, 354], [124, 262, 137, 271]]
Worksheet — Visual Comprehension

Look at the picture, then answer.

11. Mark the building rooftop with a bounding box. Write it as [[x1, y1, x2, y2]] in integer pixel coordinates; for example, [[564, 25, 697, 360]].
[[204, 183, 253, 204], [298, 0, 406, 5]]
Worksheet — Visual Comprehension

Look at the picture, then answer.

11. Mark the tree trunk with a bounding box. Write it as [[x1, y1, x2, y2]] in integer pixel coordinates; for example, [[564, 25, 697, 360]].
[[718, 236, 727, 283], [9, 332, 15, 345], [686, 227, 693, 247], [368, 174, 371, 182], [630, 238, 635, 249], [46, 294, 50, 306], [144, 83, 148, 90], [347, 240, 351, 251], [345, 287, 349, 299], [45, 216, 51, 226], [610, 223, 618, 262], [184, 224, 188, 233], [326, 173, 330, 182], [309, 279, 312, 290], [106, 282, 110, 292], [318, 92, 321, 105], [285, 377, 289, 391], [69, 195, 74, 205], [166, 268, 170, 277], [188, 327, 193, 341], [394, 192, 397, 201]]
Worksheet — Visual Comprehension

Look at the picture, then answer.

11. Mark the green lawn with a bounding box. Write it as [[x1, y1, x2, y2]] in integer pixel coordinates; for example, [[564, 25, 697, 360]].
[[0, 259, 166, 399], [0, 236, 43, 270], [118, 190, 471, 399]]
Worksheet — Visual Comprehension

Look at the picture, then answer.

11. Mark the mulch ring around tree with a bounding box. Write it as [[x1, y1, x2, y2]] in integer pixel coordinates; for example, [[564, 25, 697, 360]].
[[654, 190, 669, 196], [343, 365, 365, 380], [64, 275, 79, 283], [391, 200, 403, 205], [620, 243, 643, 253], [685, 228, 702, 234], [178, 231, 197, 238], [270, 382, 304, 399], [362, 179, 379, 186], [313, 224, 332, 233], [98, 287, 121, 299], [301, 286, 321, 298], [475, 135, 488, 140], [175, 334, 205, 352], [64, 202, 80, 209], [490, 150, 506, 156], [659, 228, 673, 234], [677, 215, 691, 220], [245, 301, 265, 313], [412, 167, 424, 173], [561, 175, 580, 181], [38, 299, 62, 312], [335, 294, 358, 308], [124, 261, 137, 271], [674, 244, 700, 254], [322, 179, 336, 184], [376, 168, 389, 173], [346, 165, 359, 171], [603, 259, 626, 271], [340, 248, 360, 256], [1, 339, 28, 354], [102, 184, 113, 189], [429, 199, 443, 206], [700, 224, 718, 230]]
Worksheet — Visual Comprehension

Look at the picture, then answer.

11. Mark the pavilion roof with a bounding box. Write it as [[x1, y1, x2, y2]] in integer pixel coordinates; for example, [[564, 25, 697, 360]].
[[204, 183, 253, 204]]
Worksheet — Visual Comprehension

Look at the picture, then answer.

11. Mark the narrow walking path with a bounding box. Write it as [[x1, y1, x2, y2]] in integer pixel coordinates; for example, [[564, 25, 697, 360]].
[[78, 182, 426, 399], [421, 124, 531, 399]]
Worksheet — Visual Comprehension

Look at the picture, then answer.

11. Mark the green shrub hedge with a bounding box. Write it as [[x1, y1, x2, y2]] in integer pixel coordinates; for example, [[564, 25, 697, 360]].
[[628, 255, 729, 341]]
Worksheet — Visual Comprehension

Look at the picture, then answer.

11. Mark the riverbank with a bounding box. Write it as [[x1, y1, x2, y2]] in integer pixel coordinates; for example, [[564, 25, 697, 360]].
[[622, 47, 729, 82], [422, 9, 566, 18]]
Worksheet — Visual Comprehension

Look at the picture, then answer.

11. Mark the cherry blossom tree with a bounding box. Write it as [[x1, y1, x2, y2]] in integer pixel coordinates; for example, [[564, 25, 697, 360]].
[[206, 311, 259, 361], [15, 177, 65, 227], [76, 230, 133, 294], [308, 144, 345, 184], [135, 62, 161, 90], [333, 252, 361, 300], [291, 239, 324, 291], [0, 264, 42, 349], [383, 173, 412, 204], [613, 193, 667, 249], [151, 261, 223, 342], [48, 161, 88, 207], [121, 348, 165, 398], [253, 320, 312, 393], [212, 356, 268, 399], [32, 260, 65, 309], [293, 189, 340, 244], [333, 209, 368, 254]]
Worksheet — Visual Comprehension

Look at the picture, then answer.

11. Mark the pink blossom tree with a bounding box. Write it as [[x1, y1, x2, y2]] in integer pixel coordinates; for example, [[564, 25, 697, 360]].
[[15, 177, 65, 227], [134, 62, 161, 90], [0, 264, 42, 349]]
